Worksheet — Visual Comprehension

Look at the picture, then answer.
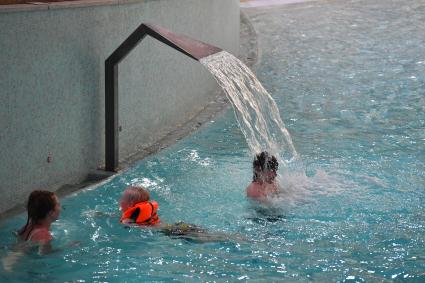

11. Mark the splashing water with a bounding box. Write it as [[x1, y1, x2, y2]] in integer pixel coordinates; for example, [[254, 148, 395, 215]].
[[201, 51, 353, 201], [201, 51, 299, 168]]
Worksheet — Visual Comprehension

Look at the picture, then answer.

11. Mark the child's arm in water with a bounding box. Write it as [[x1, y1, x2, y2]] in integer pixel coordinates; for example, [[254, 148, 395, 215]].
[[22, 228, 54, 255], [121, 217, 134, 225], [31, 230, 79, 255], [2, 231, 78, 272]]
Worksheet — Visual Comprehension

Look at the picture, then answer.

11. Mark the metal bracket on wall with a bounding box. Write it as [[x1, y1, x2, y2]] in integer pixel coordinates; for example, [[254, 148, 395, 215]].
[[105, 22, 222, 172]]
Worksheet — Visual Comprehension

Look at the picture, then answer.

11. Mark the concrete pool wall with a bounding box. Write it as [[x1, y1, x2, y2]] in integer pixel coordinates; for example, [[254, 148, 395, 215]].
[[0, 0, 240, 213]]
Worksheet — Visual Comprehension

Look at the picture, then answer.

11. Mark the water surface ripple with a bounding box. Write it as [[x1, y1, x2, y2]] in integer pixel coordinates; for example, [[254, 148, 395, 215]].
[[1, 0, 424, 281]]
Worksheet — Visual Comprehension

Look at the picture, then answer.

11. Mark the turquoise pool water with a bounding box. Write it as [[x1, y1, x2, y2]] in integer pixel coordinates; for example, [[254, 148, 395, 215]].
[[1, 0, 425, 281]]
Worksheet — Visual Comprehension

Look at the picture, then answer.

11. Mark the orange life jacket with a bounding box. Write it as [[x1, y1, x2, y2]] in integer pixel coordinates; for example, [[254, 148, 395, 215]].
[[120, 201, 160, 225]]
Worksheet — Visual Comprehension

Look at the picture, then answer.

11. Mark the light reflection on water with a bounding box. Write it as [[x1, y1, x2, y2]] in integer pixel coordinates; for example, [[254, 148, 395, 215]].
[[1, 0, 425, 281]]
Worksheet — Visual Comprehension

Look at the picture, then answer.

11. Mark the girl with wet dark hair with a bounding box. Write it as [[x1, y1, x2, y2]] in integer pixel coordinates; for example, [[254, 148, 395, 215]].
[[252, 151, 278, 183], [2, 191, 64, 271], [17, 190, 61, 253], [246, 151, 280, 200]]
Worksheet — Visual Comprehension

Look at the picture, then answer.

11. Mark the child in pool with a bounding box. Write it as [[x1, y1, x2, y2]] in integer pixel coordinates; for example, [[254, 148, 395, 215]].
[[2, 190, 62, 272], [119, 186, 244, 243], [246, 151, 280, 200], [119, 186, 160, 225], [17, 190, 61, 254]]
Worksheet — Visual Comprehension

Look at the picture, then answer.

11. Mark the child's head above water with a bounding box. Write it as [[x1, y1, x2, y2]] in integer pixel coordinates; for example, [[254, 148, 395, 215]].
[[253, 151, 279, 183], [119, 186, 160, 225], [120, 186, 150, 211], [18, 190, 61, 241], [26, 190, 60, 224]]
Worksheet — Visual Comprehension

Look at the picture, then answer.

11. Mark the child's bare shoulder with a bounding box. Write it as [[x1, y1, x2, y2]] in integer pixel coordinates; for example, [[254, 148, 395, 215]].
[[29, 229, 52, 243]]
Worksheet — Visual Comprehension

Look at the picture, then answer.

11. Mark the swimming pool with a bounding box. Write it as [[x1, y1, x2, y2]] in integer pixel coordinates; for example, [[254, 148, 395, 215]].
[[1, 0, 425, 281]]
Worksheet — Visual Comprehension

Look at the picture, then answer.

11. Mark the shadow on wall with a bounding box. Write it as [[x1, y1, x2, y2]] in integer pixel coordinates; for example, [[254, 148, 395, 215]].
[[72, 35, 103, 171]]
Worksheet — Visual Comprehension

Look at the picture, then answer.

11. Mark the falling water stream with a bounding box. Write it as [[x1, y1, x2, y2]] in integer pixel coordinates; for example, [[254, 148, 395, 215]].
[[201, 51, 299, 168], [1, 0, 424, 281], [201, 51, 348, 202]]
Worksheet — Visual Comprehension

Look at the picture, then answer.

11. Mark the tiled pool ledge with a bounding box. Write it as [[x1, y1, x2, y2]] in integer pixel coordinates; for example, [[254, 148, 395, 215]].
[[240, 0, 315, 8], [0, 0, 143, 13]]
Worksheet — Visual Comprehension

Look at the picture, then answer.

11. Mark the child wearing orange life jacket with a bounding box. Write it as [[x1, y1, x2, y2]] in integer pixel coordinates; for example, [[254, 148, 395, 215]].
[[118, 186, 246, 243], [119, 186, 160, 225]]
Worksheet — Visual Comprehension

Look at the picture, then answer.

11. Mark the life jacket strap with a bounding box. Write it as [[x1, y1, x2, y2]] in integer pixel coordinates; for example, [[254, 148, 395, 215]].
[[139, 202, 157, 225]]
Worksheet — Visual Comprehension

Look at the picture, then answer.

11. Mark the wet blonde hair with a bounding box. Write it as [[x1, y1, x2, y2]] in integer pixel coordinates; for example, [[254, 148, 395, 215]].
[[122, 186, 150, 206]]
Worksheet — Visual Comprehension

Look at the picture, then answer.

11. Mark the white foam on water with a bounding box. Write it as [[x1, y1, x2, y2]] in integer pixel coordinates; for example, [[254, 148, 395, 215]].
[[246, 169, 352, 209], [201, 51, 357, 202]]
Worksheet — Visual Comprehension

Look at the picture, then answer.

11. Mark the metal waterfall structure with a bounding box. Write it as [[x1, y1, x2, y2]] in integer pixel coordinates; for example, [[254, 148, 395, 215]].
[[105, 22, 222, 171]]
